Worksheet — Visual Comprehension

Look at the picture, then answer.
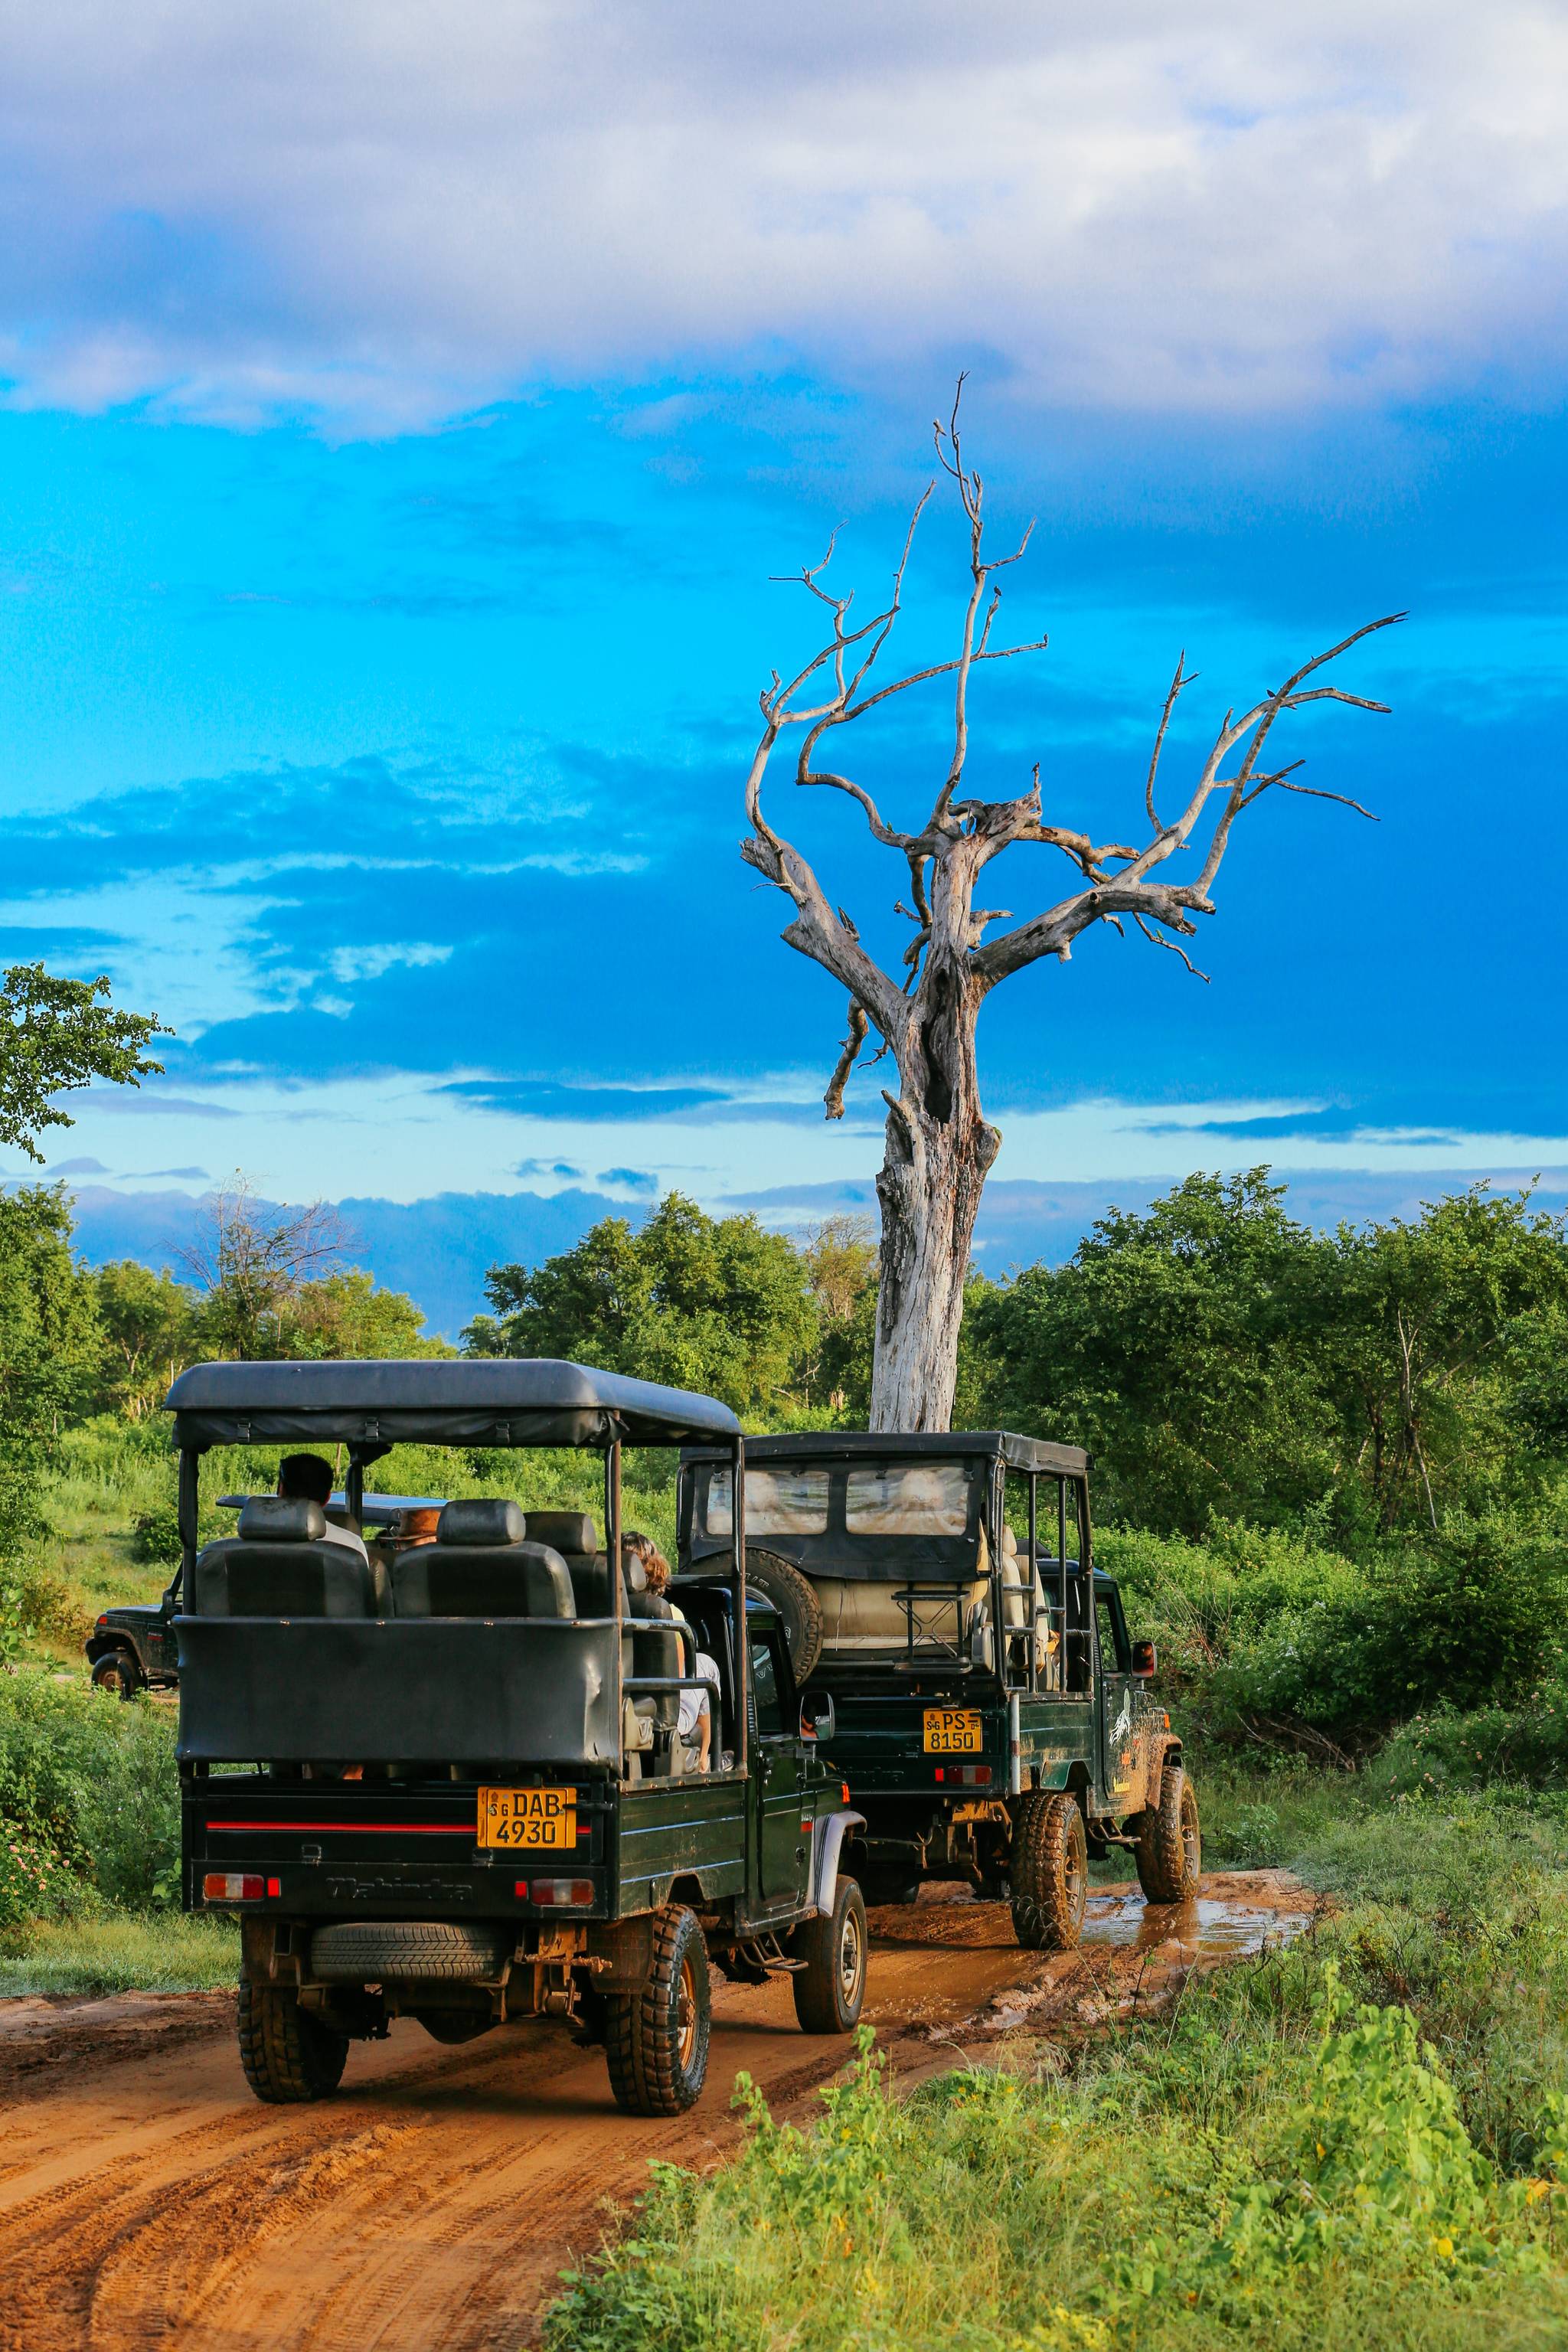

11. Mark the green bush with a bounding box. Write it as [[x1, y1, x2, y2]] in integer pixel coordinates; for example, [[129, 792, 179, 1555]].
[[0, 1668, 180, 1912], [131, 1502, 182, 1565]]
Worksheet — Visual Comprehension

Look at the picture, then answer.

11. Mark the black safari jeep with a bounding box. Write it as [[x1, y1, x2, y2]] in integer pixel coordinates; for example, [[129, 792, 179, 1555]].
[[84, 1494, 446, 1698], [167, 1360, 867, 2115], [679, 1431, 1200, 1950]]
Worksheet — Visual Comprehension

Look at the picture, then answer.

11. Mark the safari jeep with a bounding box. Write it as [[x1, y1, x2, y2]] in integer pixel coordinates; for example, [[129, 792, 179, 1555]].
[[679, 1432, 1199, 1951], [166, 1360, 867, 2116]]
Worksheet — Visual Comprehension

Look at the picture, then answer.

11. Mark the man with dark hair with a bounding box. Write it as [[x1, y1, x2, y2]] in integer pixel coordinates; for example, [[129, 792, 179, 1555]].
[[277, 1451, 368, 1563]]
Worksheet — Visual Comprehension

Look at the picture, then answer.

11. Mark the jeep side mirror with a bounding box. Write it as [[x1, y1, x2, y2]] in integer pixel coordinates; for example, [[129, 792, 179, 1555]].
[[801, 1693, 836, 1743], [1130, 1638, 1157, 1678]]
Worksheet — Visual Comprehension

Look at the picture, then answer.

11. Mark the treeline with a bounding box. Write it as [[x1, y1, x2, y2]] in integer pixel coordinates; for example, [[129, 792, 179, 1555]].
[[5, 1164, 1566, 1566], [469, 1171, 1568, 1546]]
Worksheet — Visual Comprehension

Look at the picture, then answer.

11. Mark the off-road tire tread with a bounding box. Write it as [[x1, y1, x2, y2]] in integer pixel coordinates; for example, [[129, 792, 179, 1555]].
[[237, 1978, 348, 2103], [744, 1549, 825, 1683], [309, 1919, 509, 1981], [1135, 1765, 1200, 1904], [792, 1877, 867, 2034], [1009, 1792, 1087, 1952], [603, 1906, 709, 2116]]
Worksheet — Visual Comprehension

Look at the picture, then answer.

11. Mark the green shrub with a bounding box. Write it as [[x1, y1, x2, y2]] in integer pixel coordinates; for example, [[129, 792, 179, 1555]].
[[0, 1668, 180, 1910]]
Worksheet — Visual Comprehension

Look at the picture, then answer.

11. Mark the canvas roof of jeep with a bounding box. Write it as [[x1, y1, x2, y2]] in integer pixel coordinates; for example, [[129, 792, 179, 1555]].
[[163, 1358, 742, 1451], [682, 1429, 1089, 1477]]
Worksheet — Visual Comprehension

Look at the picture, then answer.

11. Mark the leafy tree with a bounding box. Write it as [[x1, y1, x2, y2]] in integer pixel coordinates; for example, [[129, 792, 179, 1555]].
[[796, 1217, 878, 1419], [0, 1187, 102, 1555], [92, 1261, 201, 1419], [282, 1269, 453, 1360], [469, 1193, 818, 1422], [179, 1175, 349, 1359], [975, 1170, 1339, 1534], [0, 963, 166, 1163], [1322, 1186, 1568, 1532]]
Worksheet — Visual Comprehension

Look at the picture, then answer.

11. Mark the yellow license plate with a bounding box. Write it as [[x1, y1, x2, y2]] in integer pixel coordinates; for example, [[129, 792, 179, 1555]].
[[923, 1708, 982, 1755], [477, 1785, 577, 1851]]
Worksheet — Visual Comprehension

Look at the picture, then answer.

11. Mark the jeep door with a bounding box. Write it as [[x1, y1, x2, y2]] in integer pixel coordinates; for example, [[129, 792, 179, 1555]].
[[1094, 1583, 1145, 1814], [750, 1626, 810, 1908]]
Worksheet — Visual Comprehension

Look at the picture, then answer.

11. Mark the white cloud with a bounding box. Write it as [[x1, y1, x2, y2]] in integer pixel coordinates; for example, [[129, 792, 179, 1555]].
[[1, 3, 1566, 428]]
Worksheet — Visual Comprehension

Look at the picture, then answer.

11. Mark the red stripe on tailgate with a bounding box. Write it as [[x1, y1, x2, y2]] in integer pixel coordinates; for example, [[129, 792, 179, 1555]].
[[207, 1818, 471, 1835]]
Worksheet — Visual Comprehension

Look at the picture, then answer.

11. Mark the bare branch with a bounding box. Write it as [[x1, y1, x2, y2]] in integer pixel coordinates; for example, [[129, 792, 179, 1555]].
[[825, 998, 869, 1120], [1132, 912, 1210, 983], [1145, 653, 1191, 831]]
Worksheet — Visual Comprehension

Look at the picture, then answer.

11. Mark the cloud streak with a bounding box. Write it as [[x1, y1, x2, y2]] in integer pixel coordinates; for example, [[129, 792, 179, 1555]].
[[2, 5, 1566, 426]]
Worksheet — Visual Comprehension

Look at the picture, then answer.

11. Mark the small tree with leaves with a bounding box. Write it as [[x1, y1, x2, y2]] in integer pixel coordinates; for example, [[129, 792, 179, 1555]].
[[180, 1175, 349, 1360], [743, 388, 1401, 1429], [0, 963, 165, 1162]]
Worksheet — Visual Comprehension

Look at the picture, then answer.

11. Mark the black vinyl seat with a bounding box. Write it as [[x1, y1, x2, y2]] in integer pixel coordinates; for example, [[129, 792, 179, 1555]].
[[193, 1498, 379, 1619], [391, 1498, 576, 1619]]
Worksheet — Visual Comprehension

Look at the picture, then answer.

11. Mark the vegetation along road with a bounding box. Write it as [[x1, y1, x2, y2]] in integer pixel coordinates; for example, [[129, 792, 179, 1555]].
[[0, 1880, 1306, 2352]]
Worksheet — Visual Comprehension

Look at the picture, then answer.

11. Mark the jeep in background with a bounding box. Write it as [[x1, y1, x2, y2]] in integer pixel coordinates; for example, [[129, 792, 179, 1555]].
[[84, 1494, 447, 1697], [168, 1359, 867, 2115], [678, 1430, 1199, 1952]]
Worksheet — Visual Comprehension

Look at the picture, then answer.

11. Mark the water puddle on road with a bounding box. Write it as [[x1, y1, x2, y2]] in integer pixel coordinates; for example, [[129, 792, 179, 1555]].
[[1083, 1875, 1315, 1962]]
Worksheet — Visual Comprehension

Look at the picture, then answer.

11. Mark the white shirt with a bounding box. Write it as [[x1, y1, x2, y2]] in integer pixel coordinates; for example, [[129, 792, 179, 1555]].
[[678, 1652, 721, 1738], [321, 1517, 369, 1564]]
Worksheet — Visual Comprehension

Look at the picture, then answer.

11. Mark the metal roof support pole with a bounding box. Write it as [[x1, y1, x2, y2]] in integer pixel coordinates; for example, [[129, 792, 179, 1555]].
[[1027, 1472, 1039, 1695], [733, 1431, 747, 1780], [1058, 1478, 1069, 1693], [609, 1440, 623, 1775]]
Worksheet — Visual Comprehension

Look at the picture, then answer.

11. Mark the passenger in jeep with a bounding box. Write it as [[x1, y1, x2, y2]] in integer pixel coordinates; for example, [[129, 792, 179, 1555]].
[[626, 1530, 720, 1769], [277, 1453, 368, 1563]]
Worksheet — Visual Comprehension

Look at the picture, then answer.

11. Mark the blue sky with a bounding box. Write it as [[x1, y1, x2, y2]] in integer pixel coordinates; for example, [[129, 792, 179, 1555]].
[[2, 4, 1565, 1332]]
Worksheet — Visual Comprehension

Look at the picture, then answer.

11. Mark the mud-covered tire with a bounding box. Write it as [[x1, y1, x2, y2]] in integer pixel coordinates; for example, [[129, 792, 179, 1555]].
[[604, 1906, 710, 2115], [309, 1920, 510, 1981], [792, 1876, 868, 2034], [744, 1548, 824, 1683], [1009, 1792, 1087, 1952], [237, 1978, 348, 2103], [1135, 1764, 1201, 1904], [90, 1649, 142, 1700]]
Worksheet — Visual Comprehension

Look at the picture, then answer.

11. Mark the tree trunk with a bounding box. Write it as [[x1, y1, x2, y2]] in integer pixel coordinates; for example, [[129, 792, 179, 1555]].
[[869, 957, 999, 1431]]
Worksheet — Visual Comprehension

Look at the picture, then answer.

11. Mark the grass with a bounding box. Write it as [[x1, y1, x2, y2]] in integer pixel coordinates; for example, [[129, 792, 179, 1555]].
[[544, 1772, 1568, 2351], [0, 1912, 238, 1997]]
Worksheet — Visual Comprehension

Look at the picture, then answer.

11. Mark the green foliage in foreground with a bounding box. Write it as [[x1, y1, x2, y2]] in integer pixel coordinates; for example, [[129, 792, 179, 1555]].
[[549, 1794, 1568, 2351], [0, 1668, 180, 1928]]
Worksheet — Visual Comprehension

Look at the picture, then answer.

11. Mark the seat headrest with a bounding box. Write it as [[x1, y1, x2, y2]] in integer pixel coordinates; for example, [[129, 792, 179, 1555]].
[[1001, 1524, 1019, 1557], [623, 1553, 648, 1593], [237, 1497, 326, 1543], [524, 1510, 597, 1556], [436, 1498, 524, 1547]]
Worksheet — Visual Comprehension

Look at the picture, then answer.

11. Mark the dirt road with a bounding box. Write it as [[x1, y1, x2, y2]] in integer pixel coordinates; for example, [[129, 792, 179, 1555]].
[[0, 1874, 1313, 2352]]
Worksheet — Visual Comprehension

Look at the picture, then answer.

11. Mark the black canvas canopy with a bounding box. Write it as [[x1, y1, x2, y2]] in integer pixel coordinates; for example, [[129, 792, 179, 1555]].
[[691, 1429, 1089, 1477], [164, 1358, 743, 1452]]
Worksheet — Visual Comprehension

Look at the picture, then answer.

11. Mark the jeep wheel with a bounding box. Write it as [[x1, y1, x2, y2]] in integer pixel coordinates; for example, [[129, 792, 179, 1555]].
[[792, 1875, 867, 2034], [90, 1649, 142, 1700], [1135, 1765, 1201, 1905], [1009, 1792, 1087, 1951], [743, 1549, 824, 1683], [604, 1905, 710, 2115], [237, 1978, 348, 2103]]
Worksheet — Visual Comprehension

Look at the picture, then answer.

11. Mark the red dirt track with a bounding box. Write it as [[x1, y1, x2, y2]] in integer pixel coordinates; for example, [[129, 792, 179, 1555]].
[[0, 1873, 1315, 2352]]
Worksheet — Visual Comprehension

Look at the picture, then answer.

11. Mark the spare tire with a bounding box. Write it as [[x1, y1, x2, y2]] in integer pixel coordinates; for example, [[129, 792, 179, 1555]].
[[744, 1548, 825, 1683], [310, 1920, 510, 1983]]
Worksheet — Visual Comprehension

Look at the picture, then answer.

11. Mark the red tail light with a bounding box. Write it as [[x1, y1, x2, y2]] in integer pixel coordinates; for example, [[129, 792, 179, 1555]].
[[936, 1764, 991, 1787], [530, 1878, 594, 1907], [203, 1872, 266, 1902]]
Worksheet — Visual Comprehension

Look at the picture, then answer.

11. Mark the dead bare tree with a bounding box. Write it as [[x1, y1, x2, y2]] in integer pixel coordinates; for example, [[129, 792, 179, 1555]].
[[178, 1173, 351, 1360], [743, 385, 1402, 1431]]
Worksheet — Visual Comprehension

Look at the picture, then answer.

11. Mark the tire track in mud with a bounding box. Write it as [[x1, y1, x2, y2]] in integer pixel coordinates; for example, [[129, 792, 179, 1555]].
[[0, 1875, 1316, 2352]]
